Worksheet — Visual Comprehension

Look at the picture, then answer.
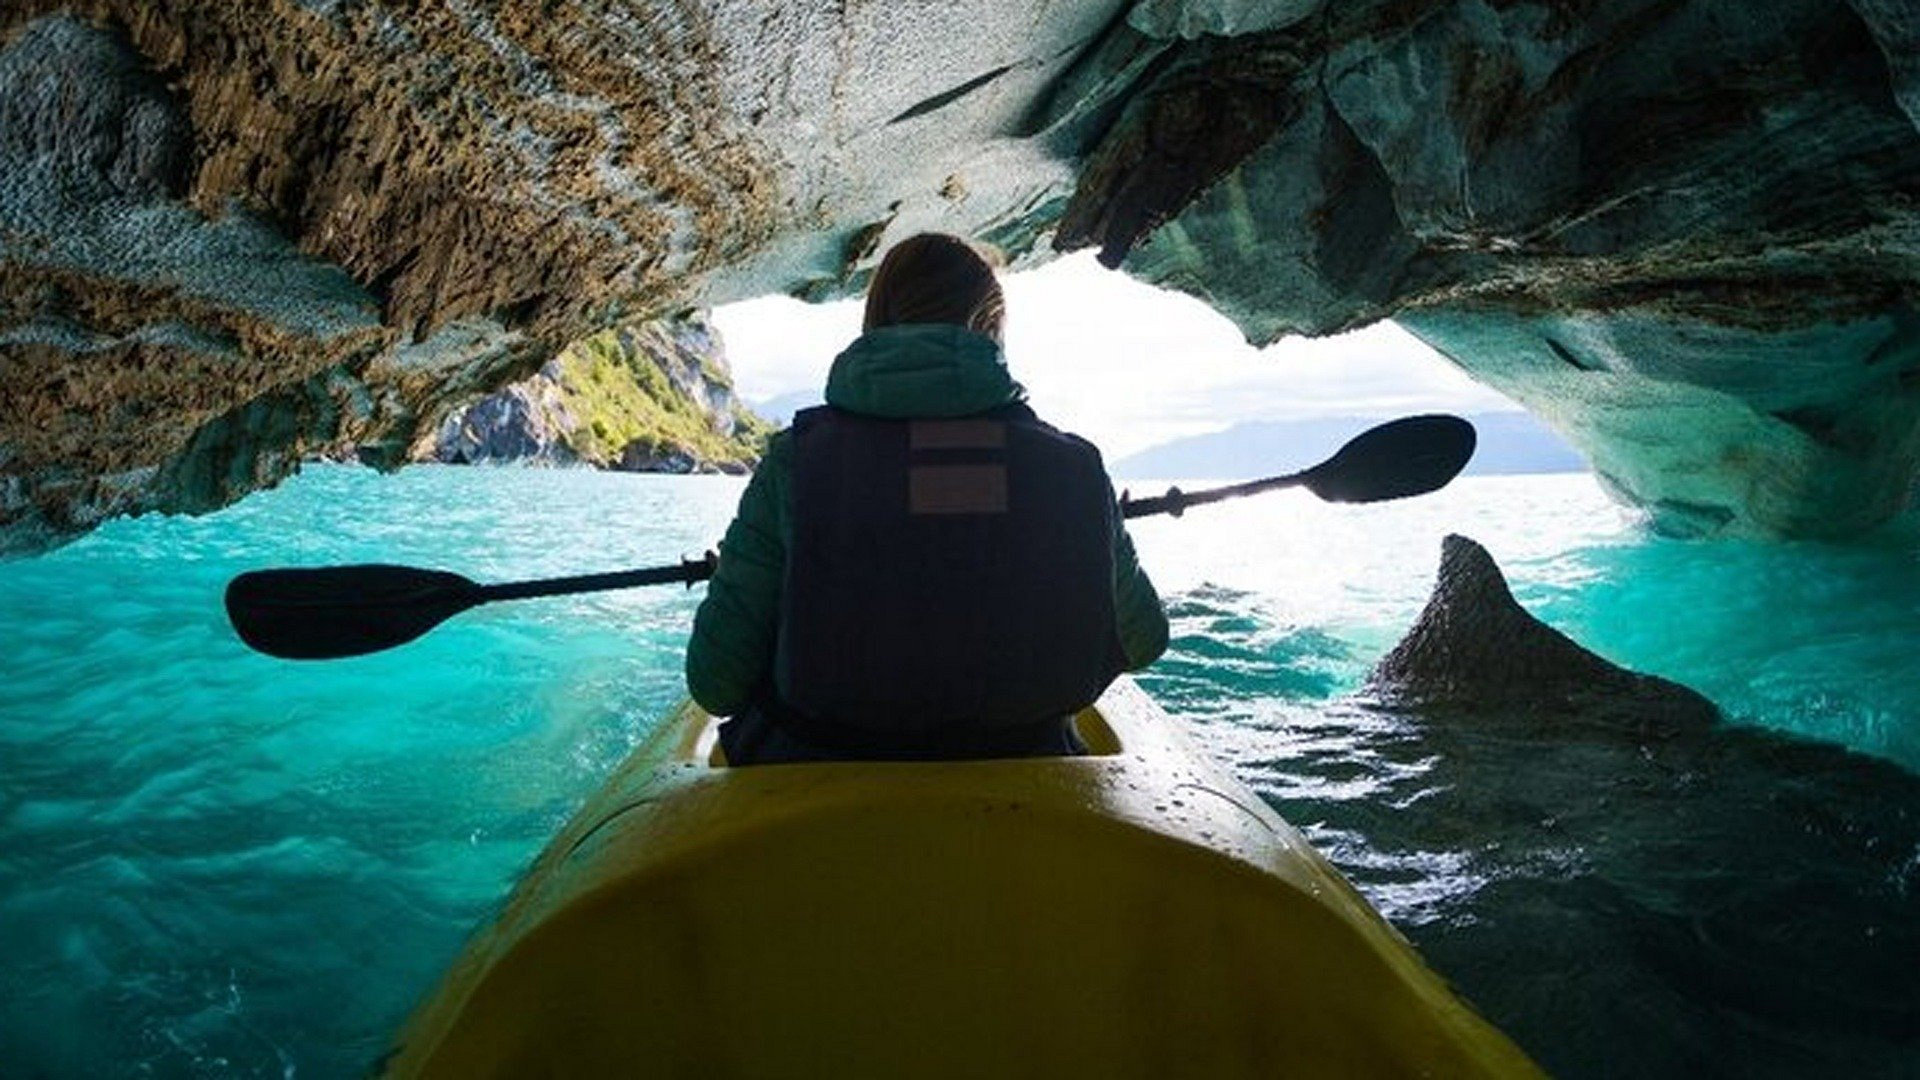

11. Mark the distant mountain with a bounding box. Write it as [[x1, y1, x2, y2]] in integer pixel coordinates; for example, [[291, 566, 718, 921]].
[[1112, 412, 1586, 480], [747, 389, 822, 427]]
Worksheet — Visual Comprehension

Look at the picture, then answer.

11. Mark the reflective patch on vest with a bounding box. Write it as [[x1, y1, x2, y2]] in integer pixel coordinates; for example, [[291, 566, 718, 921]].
[[909, 464, 1009, 514], [909, 419, 1007, 450]]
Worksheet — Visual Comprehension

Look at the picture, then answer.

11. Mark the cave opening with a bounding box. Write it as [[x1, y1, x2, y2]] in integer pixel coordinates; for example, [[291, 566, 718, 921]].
[[712, 250, 1576, 479]]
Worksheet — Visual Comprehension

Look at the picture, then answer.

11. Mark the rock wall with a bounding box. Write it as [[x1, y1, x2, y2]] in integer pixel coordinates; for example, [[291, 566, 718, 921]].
[[1062, 0, 1920, 538], [423, 311, 764, 473], [3, 1, 1919, 550]]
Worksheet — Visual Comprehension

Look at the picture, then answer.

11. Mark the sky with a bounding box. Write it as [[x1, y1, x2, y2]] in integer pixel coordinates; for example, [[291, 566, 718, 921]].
[[711, 251, 1521, 459]]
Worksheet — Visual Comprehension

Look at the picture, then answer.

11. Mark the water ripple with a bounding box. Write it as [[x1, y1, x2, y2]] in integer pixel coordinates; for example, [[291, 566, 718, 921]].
[[3, 468, 1918, 1077]]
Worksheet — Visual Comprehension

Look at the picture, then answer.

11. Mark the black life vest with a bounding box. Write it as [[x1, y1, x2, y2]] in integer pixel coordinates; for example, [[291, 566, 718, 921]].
[[774, 404, 1125, 741]]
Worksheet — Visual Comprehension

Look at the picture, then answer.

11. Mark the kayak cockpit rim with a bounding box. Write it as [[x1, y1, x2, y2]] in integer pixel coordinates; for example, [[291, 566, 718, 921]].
[[687, 706, 1126, 766]]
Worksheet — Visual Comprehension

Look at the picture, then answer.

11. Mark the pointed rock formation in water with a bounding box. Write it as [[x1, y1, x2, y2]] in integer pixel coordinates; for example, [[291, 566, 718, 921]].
[[1369, 535, 1720, 735]]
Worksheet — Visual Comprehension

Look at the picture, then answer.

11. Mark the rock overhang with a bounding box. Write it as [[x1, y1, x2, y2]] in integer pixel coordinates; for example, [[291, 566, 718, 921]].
[[2, 0, 1918, 552]]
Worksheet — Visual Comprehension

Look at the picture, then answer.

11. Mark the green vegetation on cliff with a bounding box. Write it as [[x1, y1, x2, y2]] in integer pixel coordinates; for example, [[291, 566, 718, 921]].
[[425, 313, 770, 472], [558, 327, 768, 469]]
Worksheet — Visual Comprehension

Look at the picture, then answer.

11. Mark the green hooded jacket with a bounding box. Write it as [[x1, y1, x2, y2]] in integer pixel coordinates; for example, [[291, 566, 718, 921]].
[[685, 324, 1169, 716]]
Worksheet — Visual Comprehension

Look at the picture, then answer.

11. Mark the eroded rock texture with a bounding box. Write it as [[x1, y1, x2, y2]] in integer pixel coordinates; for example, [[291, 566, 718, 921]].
[[3, 1, 1919, 550], [1065, 0, 1920, 538], [0, 1, 1136, 552]]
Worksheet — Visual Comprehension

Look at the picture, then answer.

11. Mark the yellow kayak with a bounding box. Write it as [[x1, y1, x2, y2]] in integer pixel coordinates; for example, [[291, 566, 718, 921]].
[[382, 678, 1542, 1078]]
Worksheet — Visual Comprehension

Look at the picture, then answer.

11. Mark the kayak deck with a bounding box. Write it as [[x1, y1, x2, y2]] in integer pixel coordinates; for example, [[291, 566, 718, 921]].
[[382, 679, 1540, 1077]]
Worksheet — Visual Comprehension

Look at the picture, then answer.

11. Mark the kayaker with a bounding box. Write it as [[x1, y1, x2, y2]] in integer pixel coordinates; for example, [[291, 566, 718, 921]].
[[687, 233, 1168, 764]]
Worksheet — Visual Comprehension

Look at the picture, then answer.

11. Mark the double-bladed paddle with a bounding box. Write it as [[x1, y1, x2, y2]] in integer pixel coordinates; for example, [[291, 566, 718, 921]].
[[226, 413, 1475, 660]]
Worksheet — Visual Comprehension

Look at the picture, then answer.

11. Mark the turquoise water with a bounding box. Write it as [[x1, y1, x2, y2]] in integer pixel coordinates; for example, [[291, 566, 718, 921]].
[[2, 465, 1917, 1076]]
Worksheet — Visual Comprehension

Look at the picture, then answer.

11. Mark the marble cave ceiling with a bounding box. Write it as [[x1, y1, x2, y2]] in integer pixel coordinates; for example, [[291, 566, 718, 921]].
[[3, 0, 1919, 553]]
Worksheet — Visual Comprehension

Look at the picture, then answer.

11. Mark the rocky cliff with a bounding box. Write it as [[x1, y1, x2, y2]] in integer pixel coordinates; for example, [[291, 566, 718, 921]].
[[3, 1, 1918, 551], [422, 312, 765, 473]]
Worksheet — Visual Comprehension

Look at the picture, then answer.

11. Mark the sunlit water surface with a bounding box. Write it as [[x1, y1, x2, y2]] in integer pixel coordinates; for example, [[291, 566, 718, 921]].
[[2, 466, 1916, 1077]]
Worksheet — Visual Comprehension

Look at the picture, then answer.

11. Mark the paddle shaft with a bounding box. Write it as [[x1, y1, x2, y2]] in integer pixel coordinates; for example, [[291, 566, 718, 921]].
[[1120, 471, 1306, 519], [288, 468, 1296, 622], [477, 558, 714, 602], [416, 478, 1248, 609], [461, 471, 1307, 605]]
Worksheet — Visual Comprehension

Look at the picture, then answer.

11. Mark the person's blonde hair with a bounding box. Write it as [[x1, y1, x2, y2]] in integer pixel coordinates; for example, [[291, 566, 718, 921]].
[[862, 233, 1006, 342]]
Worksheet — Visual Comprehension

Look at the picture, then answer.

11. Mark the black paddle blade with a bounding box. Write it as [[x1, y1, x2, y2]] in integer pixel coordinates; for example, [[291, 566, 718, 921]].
[[225, 564, 482, 660], [1302, 414, 1477, 503]]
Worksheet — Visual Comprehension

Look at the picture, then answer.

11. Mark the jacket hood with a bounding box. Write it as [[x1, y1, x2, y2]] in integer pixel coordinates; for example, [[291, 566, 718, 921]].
[[823, 324, 1026, 418]]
